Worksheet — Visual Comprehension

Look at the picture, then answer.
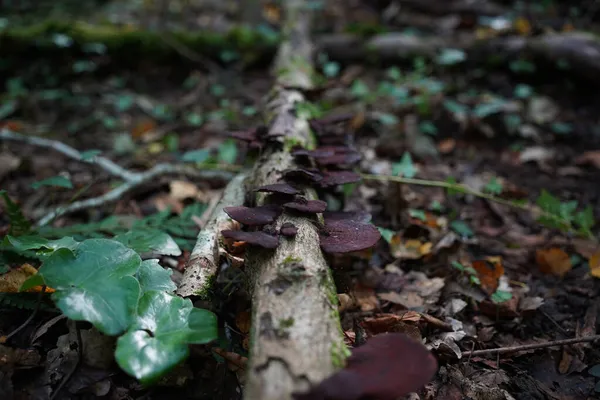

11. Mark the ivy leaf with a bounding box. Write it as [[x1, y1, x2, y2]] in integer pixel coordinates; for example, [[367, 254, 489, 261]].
[[392, 152, 417, 178], [31, 176, 73, 190], [115, 291, 217, 384], [115, 229, 181, 256], [31, 239, 142, 335], [136, 259, 177, 293], [3, 235, 78, 253]]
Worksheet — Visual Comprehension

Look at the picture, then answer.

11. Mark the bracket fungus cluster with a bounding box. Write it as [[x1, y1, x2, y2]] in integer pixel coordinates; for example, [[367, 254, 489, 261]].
[[221, 112, 381, 255]]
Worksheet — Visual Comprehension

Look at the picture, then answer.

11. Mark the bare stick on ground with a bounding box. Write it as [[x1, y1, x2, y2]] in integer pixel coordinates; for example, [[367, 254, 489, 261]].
[[0, 129, 235, 226], [463, 334, 600, 357], [242, 2, 346, 399], [177, 173, 247, 298]]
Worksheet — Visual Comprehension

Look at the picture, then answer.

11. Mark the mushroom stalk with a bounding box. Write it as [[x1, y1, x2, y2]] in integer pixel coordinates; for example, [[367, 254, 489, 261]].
[[243, 1, 346, 399]]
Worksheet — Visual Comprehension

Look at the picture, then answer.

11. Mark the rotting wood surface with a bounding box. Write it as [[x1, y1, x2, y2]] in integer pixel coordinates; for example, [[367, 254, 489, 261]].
[[242, 1, 345, 399]]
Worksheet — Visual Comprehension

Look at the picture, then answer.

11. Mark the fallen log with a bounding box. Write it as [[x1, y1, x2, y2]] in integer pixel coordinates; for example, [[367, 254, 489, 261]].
[[242, 1, 346, 399]]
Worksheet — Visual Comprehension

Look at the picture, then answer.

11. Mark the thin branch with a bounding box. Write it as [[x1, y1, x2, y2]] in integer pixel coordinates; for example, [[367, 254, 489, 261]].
[[462, 334, 600, 357], [360, 173, 591, 239], [0, 129, 239, 226], [1, 129, 136, 181]]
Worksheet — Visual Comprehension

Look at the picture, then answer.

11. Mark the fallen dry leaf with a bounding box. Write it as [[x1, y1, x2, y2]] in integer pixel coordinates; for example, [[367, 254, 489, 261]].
[[536, 248, 572, 277], [0, 264, 53, 293], [169, 180, 200, 201], [589, 250, 600, 278], [131, 119, 157, 139], [352, 284, 379, 312], [472, 257, 504, 295], [437, 138, 456, 154]]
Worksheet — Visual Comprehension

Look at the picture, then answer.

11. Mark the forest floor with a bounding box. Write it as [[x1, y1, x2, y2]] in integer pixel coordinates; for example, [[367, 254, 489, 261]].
[[1, 0, 600, 399]]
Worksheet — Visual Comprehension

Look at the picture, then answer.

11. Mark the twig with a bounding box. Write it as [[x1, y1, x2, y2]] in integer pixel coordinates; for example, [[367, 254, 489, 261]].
[[360, 173, 591, 240], [462, 334, 600, 357], [0, 129, 239, 226]]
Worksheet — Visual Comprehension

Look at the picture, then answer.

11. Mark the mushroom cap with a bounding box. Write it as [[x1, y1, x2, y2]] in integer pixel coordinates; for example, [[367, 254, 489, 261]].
[[283, 198, 327, 213], [323, 210, 372, 224], [221, 230, 279, 249], [223, 204, 282, 226], [283, 168, 324, 184], [319, 219, 381, 253], [319, 171, 362, 187], [280, 222, 298, 237], [255, 183, 300, 195]]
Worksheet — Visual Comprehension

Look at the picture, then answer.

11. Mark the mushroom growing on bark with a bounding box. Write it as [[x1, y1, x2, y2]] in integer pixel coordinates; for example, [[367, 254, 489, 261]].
[[223, 204, 282, 226], [221, 230, 279, 249]]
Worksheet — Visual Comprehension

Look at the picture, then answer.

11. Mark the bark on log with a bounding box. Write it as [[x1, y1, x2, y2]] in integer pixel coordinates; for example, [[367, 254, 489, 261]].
[[243, 1, 346, 399], [177, 173, 247, 298], [318, 31, 600, 85]]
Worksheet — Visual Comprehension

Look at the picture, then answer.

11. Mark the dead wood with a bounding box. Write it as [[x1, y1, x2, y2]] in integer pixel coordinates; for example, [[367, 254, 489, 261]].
[[242, 1, 345, 399], [177, 173, 247, 298]]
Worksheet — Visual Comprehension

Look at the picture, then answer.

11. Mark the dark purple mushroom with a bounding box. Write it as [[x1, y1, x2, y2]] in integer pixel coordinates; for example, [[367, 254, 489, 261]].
[[319, 219, 381, 253], [284, 198, 327, 214], [283, 168, 324, 184], [315, 151, 361, 167], [226, 128, 258, 142], [221, 230, 279, 249], [319, 171, 362, 187], [280, 222, 298, 237], [323, 210, 372, 224], [223, 204, 282, 226], [255, 183, 300, 195], [293, 333, 438, 400]]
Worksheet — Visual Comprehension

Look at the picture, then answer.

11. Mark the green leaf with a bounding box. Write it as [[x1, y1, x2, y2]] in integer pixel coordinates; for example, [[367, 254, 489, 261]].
[[491, 290, 512, 304], [0, 99, 17, 120], [115, 291, 217, 384], [445, 176, 465, 196], [408, 209, 426, 221], [4, 235, 78, 253], [551, 122, 572, 135], [0, 191, 31, 236], [514, 84, 533, 99], [419, 120, 438, 136], [386, 66, 401, 81], [185, 113, 204, 126], [136, 259, 177, 293], [182, 149, 211, 163], [473, 100, 505, 119], [217, 139, 238, 164], [392, 152, 416, 178], [589, 364, 600, 378], [115, 229, 182, 256], [450, 220, 474, 238], [350, 80, 370, 99], [377, 227, 395, 244], [484, 177, 503, 195], [323, 62, 340, 78], [436, 48, 466, 66], [376, 113, 399, 126], [31, 176, 73, 190], [115, 95, 134, 112], [451, 261, 465, 272], [443, 99, 469, 116], [80, 150, 102, 161], [575, 206, 595, 233], [37, 239, 142, 335]]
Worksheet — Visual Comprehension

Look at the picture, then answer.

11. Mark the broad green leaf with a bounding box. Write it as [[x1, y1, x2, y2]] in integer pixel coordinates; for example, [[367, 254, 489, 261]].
[[185, 113, 204, 126], [31, 176, 73, 190], [116, 95, 134, 112], [136, 260, 176, 293], [589, 364, 600, 378], [450, 220, 474, 238], [473, 100, 505, 119], [575, 206, 595, 233], [37, 239, 142, 335], [115, 291, 217, 384], [451, 261, 465, 272], [419, 120, 438, 136], [392, 152, 416, 178], [386, 66, 401, 81], [350, 80, 370, 99], [551, 122, 572, 135], [182, 149, 211, 163], [4, 235, 78, 253], [115, 229, 182, 256]]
